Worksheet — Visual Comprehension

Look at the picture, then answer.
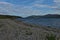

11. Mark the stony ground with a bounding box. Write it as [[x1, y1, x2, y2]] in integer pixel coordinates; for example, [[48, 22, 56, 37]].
[[0, 19, 60, 40]]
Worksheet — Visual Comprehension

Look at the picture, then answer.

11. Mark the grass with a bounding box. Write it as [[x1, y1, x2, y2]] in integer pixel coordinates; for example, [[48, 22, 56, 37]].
[[0, 15, 22, 19], [22, 27, 32, 35], [0, 24, 4, 28], [46, 33, 56, 40], [25, 30, 32, 35]]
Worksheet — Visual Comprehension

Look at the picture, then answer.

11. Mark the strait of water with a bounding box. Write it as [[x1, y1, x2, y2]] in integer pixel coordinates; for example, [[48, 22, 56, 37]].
[[18, 18, 60, 28]]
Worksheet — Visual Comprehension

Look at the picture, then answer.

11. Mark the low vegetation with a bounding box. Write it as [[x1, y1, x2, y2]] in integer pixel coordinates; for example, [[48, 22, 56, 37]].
[[26, 30, 32, 35], [0, 17, 59, 40], [46, 34, 56, 40]]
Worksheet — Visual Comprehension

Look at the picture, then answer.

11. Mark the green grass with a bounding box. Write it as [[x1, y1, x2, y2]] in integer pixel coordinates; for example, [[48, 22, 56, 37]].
[[0, 15, 22, 19], [46, 33, 56, 40]]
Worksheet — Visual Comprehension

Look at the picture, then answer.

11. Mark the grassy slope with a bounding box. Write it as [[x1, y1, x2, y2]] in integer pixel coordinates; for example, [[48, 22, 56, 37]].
[[0, 15, 59, 40], [0, 19, 59, 40]]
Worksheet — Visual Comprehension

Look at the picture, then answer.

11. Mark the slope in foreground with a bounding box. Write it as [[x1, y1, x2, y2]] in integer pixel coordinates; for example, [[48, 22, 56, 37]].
[[0, 19, 60, 40]]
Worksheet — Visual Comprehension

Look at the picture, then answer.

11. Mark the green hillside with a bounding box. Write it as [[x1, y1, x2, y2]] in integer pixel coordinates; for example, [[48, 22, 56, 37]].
[[0, 15, 22, 19]]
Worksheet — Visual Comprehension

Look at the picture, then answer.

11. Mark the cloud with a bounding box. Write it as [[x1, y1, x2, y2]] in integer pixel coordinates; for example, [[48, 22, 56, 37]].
[[54, 0, 60, 2], [31, 0, 60, 10], [0, 2, 21, 15], [0, 1, 60, 17], [21, 0, 60, 16], [0, 2, 43, 17], [0, 2, 11, 4], [54, 0, 60, 5], [32, 3, 58, 10], [0, 2, 15, 6]]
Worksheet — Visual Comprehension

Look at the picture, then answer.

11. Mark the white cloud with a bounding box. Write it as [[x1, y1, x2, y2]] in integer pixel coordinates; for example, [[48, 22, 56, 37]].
[[33, 3, 58, 9], [0, 1, 60, 17], [0, 2, 11, 4], [0, 2, 43, 17], [30, 0, 60, 10], [54, 0, 60, 2], [54, 0, 60, 6], [0, 2, 14, 6]]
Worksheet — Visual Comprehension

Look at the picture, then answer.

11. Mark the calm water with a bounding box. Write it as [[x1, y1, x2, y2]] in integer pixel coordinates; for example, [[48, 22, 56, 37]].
[[18, 18, 60, 28]]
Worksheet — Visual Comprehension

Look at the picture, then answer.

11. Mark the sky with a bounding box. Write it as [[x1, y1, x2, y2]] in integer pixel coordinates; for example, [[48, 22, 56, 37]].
[[0, 0, 60, 17]]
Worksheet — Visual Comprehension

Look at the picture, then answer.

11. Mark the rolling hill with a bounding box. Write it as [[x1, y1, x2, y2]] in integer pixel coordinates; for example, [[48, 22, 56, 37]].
[[25, 14, 60, 18], [0, 15, 22, 19]]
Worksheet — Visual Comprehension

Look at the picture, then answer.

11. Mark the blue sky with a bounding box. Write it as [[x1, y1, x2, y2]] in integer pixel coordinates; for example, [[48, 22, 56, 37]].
[[0, 0, 60, 17]]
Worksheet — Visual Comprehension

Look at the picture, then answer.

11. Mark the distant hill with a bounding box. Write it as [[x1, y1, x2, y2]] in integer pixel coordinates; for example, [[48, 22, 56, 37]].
[[0, 15, 22, 19], [26, 14, 60, 18], [44, 14, 60, 18]]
